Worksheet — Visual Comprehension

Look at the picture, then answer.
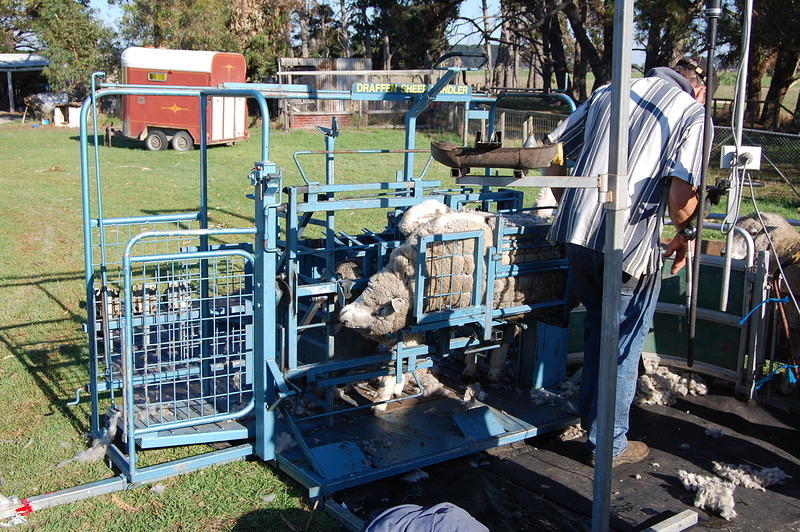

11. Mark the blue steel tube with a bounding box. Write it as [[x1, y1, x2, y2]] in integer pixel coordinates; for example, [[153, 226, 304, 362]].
[[79, 98, 101, 436], [253, 179, 279, 461], [79, 86, 271, 443], [403, 69, 459, 179], [592, 0, 632, 530], [90, 72, 107, 284], [122, 251, 137, 475], [199, 94, 212, 399]]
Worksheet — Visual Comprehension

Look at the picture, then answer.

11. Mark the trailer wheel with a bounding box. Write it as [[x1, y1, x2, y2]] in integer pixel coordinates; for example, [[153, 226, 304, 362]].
[[144, 130, 168, 151], [171, 131, 194, 152]]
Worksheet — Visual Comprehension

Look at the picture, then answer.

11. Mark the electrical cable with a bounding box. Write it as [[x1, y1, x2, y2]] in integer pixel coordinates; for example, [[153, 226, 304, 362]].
[[746, 174, 800, 317]]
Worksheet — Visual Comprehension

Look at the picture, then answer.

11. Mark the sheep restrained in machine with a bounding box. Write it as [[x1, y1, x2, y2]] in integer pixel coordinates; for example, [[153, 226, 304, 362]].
[[730, 212, 800, 369], [338, 200, 567, 381]]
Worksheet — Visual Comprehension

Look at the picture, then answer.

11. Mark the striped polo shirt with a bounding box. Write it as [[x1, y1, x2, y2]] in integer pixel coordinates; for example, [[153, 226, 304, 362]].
[[546, 75, 707, 278]]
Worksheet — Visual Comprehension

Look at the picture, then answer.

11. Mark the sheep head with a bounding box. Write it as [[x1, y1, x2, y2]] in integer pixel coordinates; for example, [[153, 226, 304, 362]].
[[397, 199, 452, 237], [729, 213, 800, 262], [338, 270, 413, 338]]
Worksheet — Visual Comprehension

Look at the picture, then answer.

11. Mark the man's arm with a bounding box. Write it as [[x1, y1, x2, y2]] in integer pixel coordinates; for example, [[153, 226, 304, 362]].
[[663, 178, 699, 274]]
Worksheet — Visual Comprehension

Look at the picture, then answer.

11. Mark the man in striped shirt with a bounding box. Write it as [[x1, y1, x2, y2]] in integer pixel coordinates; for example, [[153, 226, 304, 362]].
[[546, 58, 710, 467]]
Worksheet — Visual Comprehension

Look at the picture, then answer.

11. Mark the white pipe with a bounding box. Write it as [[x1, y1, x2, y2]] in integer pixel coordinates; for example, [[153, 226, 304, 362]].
[[720, 0, 754, 311]]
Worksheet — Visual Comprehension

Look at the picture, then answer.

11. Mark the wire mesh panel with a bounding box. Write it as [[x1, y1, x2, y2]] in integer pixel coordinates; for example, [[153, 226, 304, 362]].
[[711, 126, 800, 192], [92, 216, 201, 288], [121, 251, 253, 430], [492, 223, 569, 312], [416, 231, 484, 318], [494, 110, 567, 146]]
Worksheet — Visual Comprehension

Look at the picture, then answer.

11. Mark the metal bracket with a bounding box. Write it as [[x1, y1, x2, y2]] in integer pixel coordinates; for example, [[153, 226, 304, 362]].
[[597, 173, 613, 204]]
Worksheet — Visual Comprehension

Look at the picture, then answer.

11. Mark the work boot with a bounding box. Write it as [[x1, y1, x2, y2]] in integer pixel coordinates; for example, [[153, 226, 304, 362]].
[[588, 441, 649, 468]]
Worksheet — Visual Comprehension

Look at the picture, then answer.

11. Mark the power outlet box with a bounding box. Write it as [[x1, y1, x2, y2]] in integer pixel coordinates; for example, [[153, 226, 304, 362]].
[[720, 145, 761, 170]]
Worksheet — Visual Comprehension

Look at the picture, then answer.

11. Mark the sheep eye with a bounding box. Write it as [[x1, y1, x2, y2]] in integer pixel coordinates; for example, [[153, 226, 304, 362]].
[[374, 304, 393, 318]]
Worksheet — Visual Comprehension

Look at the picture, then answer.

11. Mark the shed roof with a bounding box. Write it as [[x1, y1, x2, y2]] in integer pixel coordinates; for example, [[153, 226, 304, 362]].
[[0, 53, 49, 70]]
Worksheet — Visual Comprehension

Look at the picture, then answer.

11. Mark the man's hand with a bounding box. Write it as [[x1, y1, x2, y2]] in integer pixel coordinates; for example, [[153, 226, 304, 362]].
[[663, 234, 691, 274]]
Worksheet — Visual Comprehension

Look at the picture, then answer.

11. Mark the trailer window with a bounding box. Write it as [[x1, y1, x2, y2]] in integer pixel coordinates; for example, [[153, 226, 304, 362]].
[[148, 72, 168, 82]]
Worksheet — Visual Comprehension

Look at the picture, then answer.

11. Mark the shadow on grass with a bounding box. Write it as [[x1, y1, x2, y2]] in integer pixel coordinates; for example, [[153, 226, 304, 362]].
[[69, 134, 236, 151], [0, 269, 91, 433], [232, 508, 340, 532]]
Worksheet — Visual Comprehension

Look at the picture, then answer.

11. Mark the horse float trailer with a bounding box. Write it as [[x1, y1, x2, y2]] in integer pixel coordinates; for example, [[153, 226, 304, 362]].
[[120, 46, 248, 151]]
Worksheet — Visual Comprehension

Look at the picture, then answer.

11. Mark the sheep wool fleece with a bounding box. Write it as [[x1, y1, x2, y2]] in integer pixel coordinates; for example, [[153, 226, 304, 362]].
[[547, 71, 707, 457]]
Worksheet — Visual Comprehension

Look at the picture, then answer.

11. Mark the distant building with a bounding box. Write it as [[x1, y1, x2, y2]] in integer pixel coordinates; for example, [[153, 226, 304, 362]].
[[0, 53, 49, 113]]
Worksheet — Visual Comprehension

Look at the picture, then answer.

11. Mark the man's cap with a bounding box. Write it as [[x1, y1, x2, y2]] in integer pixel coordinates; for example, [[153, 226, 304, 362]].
[[674, 56, 707, 85]]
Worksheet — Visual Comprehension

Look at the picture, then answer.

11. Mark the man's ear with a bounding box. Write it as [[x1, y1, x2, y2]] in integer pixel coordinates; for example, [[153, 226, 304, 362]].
[[694, 85, 707, 104]]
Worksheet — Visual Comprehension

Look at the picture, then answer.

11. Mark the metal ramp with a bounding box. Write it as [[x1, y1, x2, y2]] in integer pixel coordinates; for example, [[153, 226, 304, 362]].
[[275, 390, 577, 497]]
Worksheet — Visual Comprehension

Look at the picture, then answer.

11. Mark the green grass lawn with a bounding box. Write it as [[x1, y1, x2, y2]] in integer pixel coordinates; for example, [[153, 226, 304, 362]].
[[0, 109, 797, 530], [0, 123, 464, 531]]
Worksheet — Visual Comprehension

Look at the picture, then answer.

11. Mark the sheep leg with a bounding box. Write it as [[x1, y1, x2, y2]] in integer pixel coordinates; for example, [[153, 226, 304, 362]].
[[487, 342, 511, 381], [462, 353, 478, 378], [372, 374, 405, 414]]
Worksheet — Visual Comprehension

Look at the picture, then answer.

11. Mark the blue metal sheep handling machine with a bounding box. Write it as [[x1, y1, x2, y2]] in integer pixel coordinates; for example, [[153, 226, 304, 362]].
[[17, 55, 583, 521]]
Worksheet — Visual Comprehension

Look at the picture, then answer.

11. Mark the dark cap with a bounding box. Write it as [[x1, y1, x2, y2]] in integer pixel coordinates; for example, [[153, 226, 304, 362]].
[[675, 56, 707, 85]]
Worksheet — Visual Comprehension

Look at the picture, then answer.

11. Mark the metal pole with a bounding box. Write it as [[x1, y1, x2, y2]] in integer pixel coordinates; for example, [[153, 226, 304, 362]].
[[90, 72, 108, 286], [592, 0, 632, 530], [688, 0, 721, 366], [79, 98, 101, 437], [720, 0, 753, 311]]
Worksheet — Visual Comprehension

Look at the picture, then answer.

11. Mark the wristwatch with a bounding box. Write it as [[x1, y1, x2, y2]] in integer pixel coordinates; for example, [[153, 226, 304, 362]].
[[677, 223, 697, 242]]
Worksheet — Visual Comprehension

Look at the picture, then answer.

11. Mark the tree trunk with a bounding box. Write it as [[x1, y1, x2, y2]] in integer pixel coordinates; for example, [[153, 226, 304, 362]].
[[563, 0, 610, 89], [382, 34, 391, 70], [573, 43, 588, 101], [527, 40, 544, 89], [493, 5, 511, 87], [482, 0, 493, 88], [299, 4, 309, 57], [571, 0, 588, 101], [513, 32, 520, 87], [502, 16, 511, 86], [643, 24, 662, 72], [360, 4, 371, 61], [339, 0, 351, 57], [759, 48, 800, 128], [544, 14, 568, 90], [745, 46, 771, 122]]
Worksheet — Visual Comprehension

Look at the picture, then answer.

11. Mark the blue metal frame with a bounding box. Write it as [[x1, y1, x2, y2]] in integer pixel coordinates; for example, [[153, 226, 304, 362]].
[[76, 64, 574, 509], [79, 83, 273, 478]]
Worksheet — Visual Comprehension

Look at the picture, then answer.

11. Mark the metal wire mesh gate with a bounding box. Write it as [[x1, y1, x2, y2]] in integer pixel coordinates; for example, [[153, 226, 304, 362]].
[[120, 243, 254, 434]]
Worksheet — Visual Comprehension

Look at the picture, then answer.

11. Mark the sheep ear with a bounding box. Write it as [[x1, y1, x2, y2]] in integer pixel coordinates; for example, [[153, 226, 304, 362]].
[[391, 298, 404, 313], [395, 255, 413, 278]]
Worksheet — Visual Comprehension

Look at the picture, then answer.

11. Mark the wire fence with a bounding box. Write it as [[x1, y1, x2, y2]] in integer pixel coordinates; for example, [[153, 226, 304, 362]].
[[486, 109, 800, 206], [711, 126, 800, 195]]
